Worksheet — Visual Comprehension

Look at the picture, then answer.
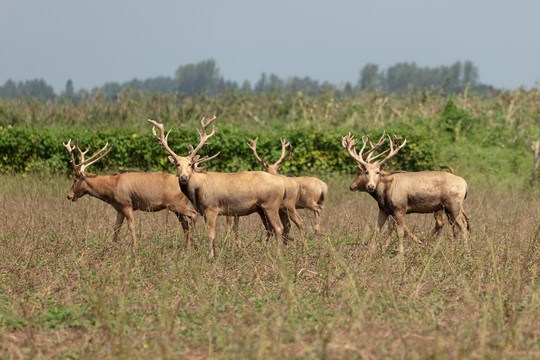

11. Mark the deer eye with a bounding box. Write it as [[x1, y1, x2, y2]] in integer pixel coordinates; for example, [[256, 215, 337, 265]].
[[365, 171, 369, 175]]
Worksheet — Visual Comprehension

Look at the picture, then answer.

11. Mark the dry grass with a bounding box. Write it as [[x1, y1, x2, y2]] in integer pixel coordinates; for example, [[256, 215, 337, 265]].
[[0, 174, 538, 359]]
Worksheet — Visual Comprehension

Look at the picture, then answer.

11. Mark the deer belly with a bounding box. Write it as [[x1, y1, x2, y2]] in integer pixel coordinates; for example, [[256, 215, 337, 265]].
[[132, 200, 166, 212], [403, 190, 445, 213], [406, 201, 443, 214]]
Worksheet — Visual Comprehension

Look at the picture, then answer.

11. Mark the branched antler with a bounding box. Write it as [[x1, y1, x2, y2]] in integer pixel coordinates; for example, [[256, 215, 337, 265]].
[[63, 138, 113, 173], [341, 131, 406, 166], [148, 119, 180, 162], [247, 137, 267, 167], [275, 138, 292, 168], [148, 117, 220, 166]]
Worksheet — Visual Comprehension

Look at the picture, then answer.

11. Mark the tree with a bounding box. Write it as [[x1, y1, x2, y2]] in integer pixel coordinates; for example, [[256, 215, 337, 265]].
[[65, 79, 74, 99], [359, 63, 380, 90], [175, 59, 222, 95], [463, 60, 478, 85]]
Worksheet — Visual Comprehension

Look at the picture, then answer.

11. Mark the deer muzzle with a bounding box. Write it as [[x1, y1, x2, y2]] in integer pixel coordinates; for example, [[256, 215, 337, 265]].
[[179, 175, 189, 184]]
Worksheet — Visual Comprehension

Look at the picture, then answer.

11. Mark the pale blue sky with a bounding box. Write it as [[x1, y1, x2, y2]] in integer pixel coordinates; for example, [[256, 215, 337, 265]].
[[1, 0, 539, 92]]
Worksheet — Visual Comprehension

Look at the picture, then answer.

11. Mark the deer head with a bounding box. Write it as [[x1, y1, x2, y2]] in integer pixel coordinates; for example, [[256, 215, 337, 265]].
[[62, 139, 113, 201], [247, 137, 292, 175], [148, 117, 220, 184], [341, 132, 406, 193]]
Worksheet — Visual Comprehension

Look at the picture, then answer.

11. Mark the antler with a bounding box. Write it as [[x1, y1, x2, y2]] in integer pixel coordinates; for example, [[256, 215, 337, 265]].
[[189, 116, 217, 158], [341, 131, 406, 166], [341, 133, 369, 167], [148, 119, 181, 162], [377, 135, 406, 166], [63, 139, 77, 171], [363, 131, 391, 162], [148, 117, 220, 166], [247, 137, 267, 167], [63, 138, 113, 173], [274, 138, 292, 168]]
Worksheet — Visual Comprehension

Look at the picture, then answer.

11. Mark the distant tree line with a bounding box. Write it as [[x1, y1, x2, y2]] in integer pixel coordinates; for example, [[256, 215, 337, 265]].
[[0, 79, 55, 101], [0, 59, 496, 101], [358, 61, 488, 94]]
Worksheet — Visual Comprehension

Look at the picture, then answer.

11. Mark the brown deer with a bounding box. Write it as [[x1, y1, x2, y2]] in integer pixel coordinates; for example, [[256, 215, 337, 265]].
[[148, 117, 288, 258], [247, 137, 327, 234], [341, 132, 469, 254], [63, 139, 198, 249]]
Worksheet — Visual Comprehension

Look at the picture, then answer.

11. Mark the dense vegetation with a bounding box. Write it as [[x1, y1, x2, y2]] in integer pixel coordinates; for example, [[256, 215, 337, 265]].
[[0, 88, 538, 190]]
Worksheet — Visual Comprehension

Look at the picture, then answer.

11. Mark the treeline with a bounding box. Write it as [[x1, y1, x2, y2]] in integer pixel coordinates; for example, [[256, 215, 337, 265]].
[[0, 59, 495, 101]]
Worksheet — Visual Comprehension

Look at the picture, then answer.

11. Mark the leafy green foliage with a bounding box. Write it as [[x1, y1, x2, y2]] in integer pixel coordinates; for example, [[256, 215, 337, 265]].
[[0, 125, 433, 175], [437, 99, 475, 141]]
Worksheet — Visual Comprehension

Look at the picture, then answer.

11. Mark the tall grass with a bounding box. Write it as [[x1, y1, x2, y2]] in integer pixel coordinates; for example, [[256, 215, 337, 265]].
[[0, 174, 538, 359]]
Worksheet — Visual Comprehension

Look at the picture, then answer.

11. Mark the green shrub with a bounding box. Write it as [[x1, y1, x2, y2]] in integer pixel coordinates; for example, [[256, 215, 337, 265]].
[[0, 125, 437, 175]]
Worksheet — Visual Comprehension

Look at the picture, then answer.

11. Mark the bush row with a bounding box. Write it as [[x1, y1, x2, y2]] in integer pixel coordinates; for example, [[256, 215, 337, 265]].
[[0, 124, 437, 175]]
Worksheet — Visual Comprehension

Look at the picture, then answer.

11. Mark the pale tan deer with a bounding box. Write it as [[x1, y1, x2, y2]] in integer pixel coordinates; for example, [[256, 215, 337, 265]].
[[247, 137, 327, 234], [63, 139, 198, 249], [148, 117, 288, 258], [341, 132, 469, 254]]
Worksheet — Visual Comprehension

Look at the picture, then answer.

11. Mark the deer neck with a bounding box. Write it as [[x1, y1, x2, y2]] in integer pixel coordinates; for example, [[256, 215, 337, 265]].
[[367, 175, 394, 208], [85, 173, 118, 204], [180, 171, 206, 213]]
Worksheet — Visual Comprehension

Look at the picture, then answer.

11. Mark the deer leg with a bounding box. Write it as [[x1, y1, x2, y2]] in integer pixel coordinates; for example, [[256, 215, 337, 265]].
[[177, 214, 191, 249], [313, 204, 323, 234], [279, 210, 292, 245], [446, 205, 469, 250], [376, 211, 393, 250], [427, 210, 446, 240], [461, 206, 471, 232], [284, 207, 306, 248], [393, 212, 407, 255], [112, 211, 125, 242], [257, 210, 273, 242], [204, 211, 218, 259], [225, 216, 238, 247], [402, 224, 422, 245], [123, 208, 137, 251], [263, 208, 284, 257]]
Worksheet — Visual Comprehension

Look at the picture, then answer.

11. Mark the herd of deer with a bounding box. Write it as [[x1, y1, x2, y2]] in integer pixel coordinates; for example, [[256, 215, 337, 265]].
[[62, 116, 470, 258]]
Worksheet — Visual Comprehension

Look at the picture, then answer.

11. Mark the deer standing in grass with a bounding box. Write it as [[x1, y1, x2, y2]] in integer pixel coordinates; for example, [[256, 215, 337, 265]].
[[63, 139, 198, 249], [148, 117, 289, 258], [341, 132, 469, 254], [245, 137, 327, 236]]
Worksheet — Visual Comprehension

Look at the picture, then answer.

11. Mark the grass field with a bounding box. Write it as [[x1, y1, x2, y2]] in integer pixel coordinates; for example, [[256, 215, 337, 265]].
[[0, 173, 538, 359]]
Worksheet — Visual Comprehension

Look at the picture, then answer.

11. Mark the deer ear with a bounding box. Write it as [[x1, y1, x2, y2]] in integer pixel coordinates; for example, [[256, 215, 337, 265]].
[[80, 171, 87, 179], [168, 156, 178, 165], [357, 163, 366, 171], [379, 163, 387, 170]]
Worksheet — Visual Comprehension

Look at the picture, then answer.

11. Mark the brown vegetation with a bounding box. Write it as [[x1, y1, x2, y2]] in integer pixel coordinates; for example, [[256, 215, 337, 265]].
[[0, 174, 538, 359]]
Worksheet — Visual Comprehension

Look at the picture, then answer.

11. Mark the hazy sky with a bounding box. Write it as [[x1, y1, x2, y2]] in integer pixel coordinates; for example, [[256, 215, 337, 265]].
[[1, 0, 539, 93]]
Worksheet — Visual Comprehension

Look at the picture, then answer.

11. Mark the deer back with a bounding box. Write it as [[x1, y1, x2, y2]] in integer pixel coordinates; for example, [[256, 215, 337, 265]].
[[180, 170, 286, 216], [371, 171, 468, 214]]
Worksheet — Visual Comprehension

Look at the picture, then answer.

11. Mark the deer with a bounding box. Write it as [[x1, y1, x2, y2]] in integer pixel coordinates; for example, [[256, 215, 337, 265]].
[[246, 137, 327, 235], [341, 132, 469, 255], [63, 139, 198, 250], [148, 116, 289, 259]]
